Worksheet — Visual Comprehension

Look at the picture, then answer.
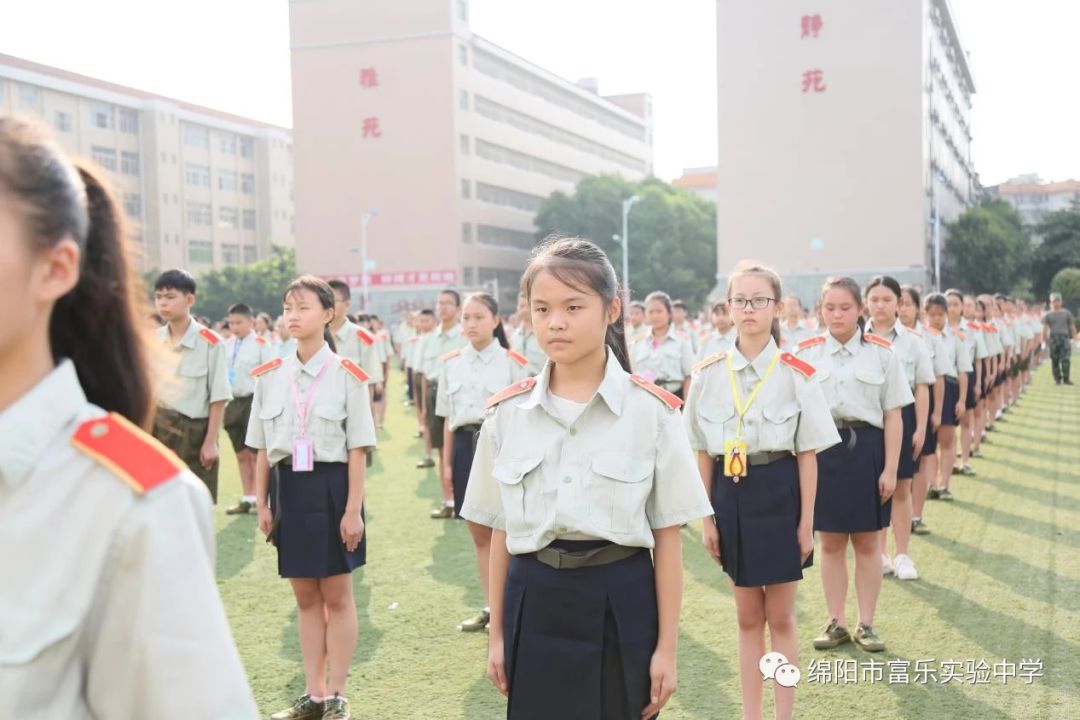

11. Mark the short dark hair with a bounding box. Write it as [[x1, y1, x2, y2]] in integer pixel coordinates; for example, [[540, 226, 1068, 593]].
[[672, 299, 689, 312], [924, 291, 948, 312], [327, 278, 351, 300], [629, 300, 646, 311], [419, 308, 435, 317], [440, 288, 461, 306], [227, 302, 253, 317], [155, 269, 196, 294]]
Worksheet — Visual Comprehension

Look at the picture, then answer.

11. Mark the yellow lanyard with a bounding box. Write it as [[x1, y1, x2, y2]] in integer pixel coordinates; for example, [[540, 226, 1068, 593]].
[[726, 350, 780, 439]]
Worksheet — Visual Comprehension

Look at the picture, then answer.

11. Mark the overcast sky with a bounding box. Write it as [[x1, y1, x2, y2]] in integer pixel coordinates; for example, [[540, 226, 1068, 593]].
[[2, 0, 1076, 185]]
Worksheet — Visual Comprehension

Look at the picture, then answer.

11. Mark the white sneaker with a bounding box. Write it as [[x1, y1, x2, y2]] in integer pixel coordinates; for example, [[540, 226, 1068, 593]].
[[881, 553, 894, 576], [894, 554, 919, 580]]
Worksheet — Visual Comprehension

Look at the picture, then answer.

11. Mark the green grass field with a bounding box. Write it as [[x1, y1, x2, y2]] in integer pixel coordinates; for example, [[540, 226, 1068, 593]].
[[214, 364, 1080, 719]]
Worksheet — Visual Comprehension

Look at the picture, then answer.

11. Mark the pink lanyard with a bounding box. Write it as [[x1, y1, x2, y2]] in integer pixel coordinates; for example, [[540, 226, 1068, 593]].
[[289, 359, 328, 437]]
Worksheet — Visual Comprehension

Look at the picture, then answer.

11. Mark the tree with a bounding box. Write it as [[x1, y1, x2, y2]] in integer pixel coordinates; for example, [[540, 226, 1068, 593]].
[[1051, 267, 1080, 314], [533, 174, 717, 307], [188, 247, 297, 321], [941, 199, 1031, 294], [1032, 200, 1080, 298]]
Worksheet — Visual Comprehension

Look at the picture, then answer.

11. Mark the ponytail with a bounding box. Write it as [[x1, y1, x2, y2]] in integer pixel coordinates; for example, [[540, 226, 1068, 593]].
[[770, 317, 782, 346], [856, 315, 867, 343], [822, 275, 867, 344], [606, 315, 632, 372], [323, 326, 337, 353], [494, 322, 510, 349]]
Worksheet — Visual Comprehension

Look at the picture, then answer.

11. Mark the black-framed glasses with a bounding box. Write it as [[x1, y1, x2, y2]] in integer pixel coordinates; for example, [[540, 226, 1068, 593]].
[[728, 297, 777, 310]]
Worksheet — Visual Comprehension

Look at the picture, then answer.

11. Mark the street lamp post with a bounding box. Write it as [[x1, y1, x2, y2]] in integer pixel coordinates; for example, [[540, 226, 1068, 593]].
[[360, 209, 378, 310], [620, 195, 639, 304], [932, 173, 944, 291]]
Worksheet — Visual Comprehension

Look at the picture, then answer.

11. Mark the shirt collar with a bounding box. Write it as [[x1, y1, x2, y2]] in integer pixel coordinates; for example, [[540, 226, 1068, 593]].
[[866, 319, 899, 340], [0, 360, 87, 488], [157, 317, 199, 349], [517, 347, 626, 418], [333, 319, 355, 341], [729, 336, 779, 375], [438, 323, 462, 340], [826, 330, 861, 354], [464, 340, 500, 364], [290, 342, 333, 377]]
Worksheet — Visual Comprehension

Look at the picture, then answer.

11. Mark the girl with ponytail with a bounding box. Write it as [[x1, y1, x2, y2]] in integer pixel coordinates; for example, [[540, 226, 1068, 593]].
[[0, 116, 255, 714], [460, 235, 713, 719]]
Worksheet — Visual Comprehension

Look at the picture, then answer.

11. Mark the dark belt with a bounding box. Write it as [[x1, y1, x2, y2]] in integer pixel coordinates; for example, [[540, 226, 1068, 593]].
[[713, 450, 791, 467], [945, 376, 959, 385], [836, 420, 874, 449], [529, 543, 643, 570], [455, 423, 482, 434]]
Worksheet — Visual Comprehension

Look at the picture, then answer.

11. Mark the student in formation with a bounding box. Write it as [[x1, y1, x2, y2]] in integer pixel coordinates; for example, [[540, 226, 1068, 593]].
[[461, 237, 713, 720], [409, 308, 436, 445], [222, 302, 278, 514], [151, 268, 232, 501], [951, 291, 988, 477], [421, 290, 468, 518], [991, 296, 1015, 421], [779, 295, 813, 349], [248, 275, 376, 720], [370, 314, 392, 428], [922, 292, 970, 502], [435, 292, 529, 633], [327, 280, 382, 409], [685, 263, 837, 720], [631, 290, 696, 400], [974, 296, 1002, 445], [255, 310, 277, 346], [672, 299, 699, 354], [509, 291, 549, 375], [864, 276, 932, 580], [0, 116, 256, 716], [696, 299, 737, 361], [1044, 292, 1077, 385], [796, 277, 912, 653], [960, 295, 990, 465]]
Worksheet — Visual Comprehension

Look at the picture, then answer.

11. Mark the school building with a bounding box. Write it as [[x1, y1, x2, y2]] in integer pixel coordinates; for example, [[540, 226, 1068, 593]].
[[714, 0, 977, 303], [985, 176, 1080, 232], [0, 53, 295, 273], [289, 0, 653, 316]]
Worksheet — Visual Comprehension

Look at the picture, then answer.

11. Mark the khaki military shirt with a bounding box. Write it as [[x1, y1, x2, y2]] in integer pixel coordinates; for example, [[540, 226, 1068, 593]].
[[673, 322, 699, 353], [509, 325, 548, 375], [684, 338, 839, 456], [630, 325, 695, 390], [435, 341, 529, 430], [866, 320, 934, 389], [333, 319, 383, 384], [155, 318, 232, 419], [420, 323, 467, 378], [0, 361, 257, 719], [794, 331, 913, 428], [246, 343, 377, 466], [962, 320, 990, 363], [697, 327, 737, 362], [983, 322, 1003, 355], [779, 320, 813, 349], [226, 331, 276, 397], [995, 318, 1016, 349], [460, 349, 714, 554]]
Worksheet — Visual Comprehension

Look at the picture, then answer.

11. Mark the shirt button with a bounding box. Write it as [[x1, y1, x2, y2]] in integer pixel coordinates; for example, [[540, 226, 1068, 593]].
[[568, 428, 577, 436], [563, 476, 573, 484], [556, 525, 568, 534]]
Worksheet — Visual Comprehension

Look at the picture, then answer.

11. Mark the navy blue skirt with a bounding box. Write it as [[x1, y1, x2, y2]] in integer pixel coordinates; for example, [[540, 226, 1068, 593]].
[[940, 378, 960, 427], [271, 462, 367, 578], [898, 403, 918, 480], [964, 371, 977, 410], [814, 426, 891, 533], [922, 390, 940, 457], [711, 455, 812, 587], [503, 542, 657, 720], [451, 426, 480, 518]]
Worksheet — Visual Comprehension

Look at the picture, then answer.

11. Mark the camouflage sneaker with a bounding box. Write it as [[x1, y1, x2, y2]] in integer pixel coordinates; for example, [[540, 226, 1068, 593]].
[[321, 695, 350, 720], [459, 608, 490, 632], [225, 499, 254, 515], [854, 623, 886, 653], [939, 488, 955, 501], [812, 620, 851, 650], [430, 505, 454, 519], [911, 518, 930, 535], [270, 694, 324, 720], [416, 457, 436, 469], [927, 487, 942, 500]]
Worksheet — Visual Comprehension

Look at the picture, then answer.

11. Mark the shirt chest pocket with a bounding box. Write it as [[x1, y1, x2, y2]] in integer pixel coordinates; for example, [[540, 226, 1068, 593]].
[[258, 401, 287, 448], [178, 352, 208, 381], [492, 456, 545, 537], [760, 402, 799, 451], [588, 452, 654, 534], [696, 404, 735, 454], [854, 366, 885, 407], [311, 403, 347, 459]]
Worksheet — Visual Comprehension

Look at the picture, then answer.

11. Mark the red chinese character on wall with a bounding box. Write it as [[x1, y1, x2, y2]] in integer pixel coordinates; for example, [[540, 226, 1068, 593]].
[[801, 69, 827, 93], [359, 67, 379, 87], [801, 14, 823, 39], [362, 117, 382, 138]]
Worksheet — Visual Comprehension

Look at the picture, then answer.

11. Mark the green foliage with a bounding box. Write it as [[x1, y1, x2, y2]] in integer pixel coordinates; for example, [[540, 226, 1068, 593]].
[[1050, 267, 1080, 314], [1032, 201, 1080, 298], [533, 174, 717, 308], [185, 247, 297, 321], [942, 199, 1031, 294]]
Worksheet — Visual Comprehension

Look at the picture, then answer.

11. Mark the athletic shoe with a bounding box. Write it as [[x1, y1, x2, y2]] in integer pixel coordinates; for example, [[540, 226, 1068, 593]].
[[321, 695, 349, 720], [881, 553, 893, 576], [961, 464, 976, 476], [911, 518, 930, 535], [813, 620, 851, 650], [854, 624, 886, 653], [224, 500, 254, 515], [459, 609, 491, 632], [270, 695, 324, 720], [893, 554, 919, 580], [939, 488, 955, 501], [416, 457, 435, 468], [429, 505, 454, 519], [927, 487, 941, 500]]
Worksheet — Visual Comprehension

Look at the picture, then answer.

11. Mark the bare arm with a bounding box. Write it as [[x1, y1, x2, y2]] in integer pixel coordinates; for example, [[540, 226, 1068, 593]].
[[641, 525, 683, 718], [486, 530, 512, 696]]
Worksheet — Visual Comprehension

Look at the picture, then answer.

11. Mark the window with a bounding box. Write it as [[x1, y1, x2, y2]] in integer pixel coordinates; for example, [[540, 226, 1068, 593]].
[[183, 123, 209, 149], [187, 202, 212, 226], [240, 137, 255, 159], [18, 84, 41, 112], [475, 139, 584, 183], [463, 267, 475, 285], [457, 0, 468, 21], [462, 222, 473, 243], [185, 164, 210, 187], [242, 208, 256, 230], [458, 44, 468, 66], [461, 179, 471, 199], [221, 243, 240, 264], [122, 193, 142, 220], [218, 170, 237, 192], [90, 102, 113, 129], [118, 108, 139, 134], [460, 134, 470, 155], [188, 240, 214, 264], [241, 173, 255, 195], [120, 151, 140, 177], [218, 206, 239, 229], [477, 224, 538, 251], [459, 89, 469, 111], [243, 245, 257, 264], [476, 182, 543, 212], [91, 146, 117, 172], [218, 132, 236, 155], [55, 111, 73, 133]]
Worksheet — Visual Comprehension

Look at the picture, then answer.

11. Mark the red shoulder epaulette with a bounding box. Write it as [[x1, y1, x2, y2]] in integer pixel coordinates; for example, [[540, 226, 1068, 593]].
[[630, 374, 683, 410], [198, 328, 221, 345], [506, 349, 529, 367], [340, 357, 370, 382], [250, 357, 283, 378], [255, 336, 268, 346], [692, 351, 726, 374], [865, 332, 892, 349], [797, 335, 826, 351], [955, 330, 967, 341], [439, 348, 463, 363], [356, 328, 375, 346], [907, 327, 923, 338], [408, 337, 419, 344], [924, 326, 942, 336], [71, 413, 185, 495], [780, 351, 816, 378], [984, 324, 998, 333], [485, 378, 537, 409]]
